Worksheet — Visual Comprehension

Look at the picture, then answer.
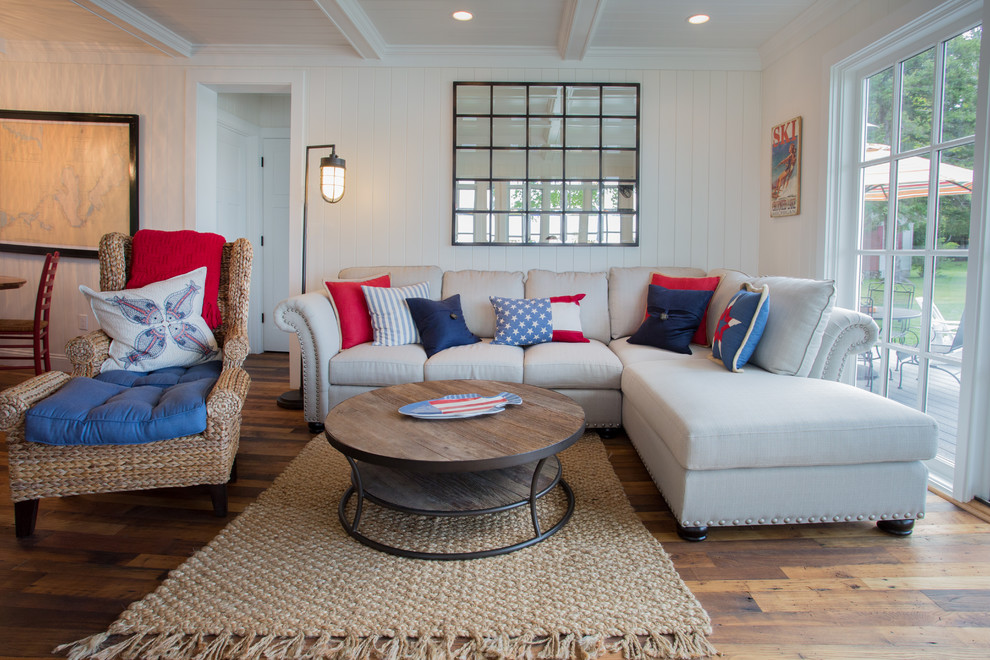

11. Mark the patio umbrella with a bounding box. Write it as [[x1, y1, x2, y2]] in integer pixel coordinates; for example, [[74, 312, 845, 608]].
[[862, 145, 973, 201]]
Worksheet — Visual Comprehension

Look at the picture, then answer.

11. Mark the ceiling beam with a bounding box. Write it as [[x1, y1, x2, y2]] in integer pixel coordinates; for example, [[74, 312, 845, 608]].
[[311, 0, 385, 60], [558, 0, 607, 61], [69, 0, 194, 58]]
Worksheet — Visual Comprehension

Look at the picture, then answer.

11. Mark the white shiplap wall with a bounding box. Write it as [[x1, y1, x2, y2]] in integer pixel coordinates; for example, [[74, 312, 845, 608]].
[[302, 66, 762, 294], [0, 57, 760, 368], [0, 60, 186, 370]]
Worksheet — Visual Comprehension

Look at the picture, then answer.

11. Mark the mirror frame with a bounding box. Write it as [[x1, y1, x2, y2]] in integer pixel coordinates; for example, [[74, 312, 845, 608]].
[[452, 82, 641, 246]]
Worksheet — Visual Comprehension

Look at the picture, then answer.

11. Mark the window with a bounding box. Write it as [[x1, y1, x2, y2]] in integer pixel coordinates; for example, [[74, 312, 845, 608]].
[[452, 82, 639, 246], [831, 13, 982, 494]]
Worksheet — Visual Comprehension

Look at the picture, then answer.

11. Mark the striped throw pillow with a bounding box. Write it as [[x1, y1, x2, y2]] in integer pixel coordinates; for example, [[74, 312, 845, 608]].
[[361, 282, 431, 346]]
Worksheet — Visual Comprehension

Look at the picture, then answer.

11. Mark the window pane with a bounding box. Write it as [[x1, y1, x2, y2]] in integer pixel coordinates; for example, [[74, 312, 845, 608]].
[[602, 183, 637, 211], [529, 86, 562, 115], [492, 86, 527, 115], [529, 214, 563, 242], [942, 27, 982, 142], [603, 150, 636, 179], [455, 149, 489, 178], [937, 144, 973, 249], [565, 182, 598, 211], [456, 117, 490, 147], [864, 66, 893, 160], [899, 47, 935, 152], [529, 118, 562, 147], [455, 180, 491, 210], [862, 163, 890, 250], [930, 256, 966, 351], [565, 117, 600, 147], [490, 181, 523, 212], [492, 150, 526, 178], [566, 86, 600, 115], [602, 86, 637, 116], [528, 182, 562, 211], [529, 150, 563, 179], [603, 118, 637, 147], [893, 157, 929, 250], [565, 150, 599, 178], [492, 118, 526, 147], [456, 86, 489, 115]]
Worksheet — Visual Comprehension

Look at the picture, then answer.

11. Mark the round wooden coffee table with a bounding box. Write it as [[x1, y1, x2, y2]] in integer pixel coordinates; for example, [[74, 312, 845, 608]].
[[323, 379, 586, 560]]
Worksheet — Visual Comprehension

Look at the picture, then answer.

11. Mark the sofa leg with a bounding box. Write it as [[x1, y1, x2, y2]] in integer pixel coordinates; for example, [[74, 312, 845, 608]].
[[209, 484, 228, 517], [877, 519, 914, 536], [229, 458, 238, 484], [676, 523, 708, 542], [15, 500, 39, 538], [308, 421, 325, 434]]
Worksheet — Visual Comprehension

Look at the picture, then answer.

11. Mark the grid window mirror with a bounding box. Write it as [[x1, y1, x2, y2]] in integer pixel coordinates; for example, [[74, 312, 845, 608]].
[[453, 82, 640, 246]]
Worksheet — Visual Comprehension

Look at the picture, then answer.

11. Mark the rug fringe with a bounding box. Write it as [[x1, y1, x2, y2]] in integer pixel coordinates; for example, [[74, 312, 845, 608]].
[[54, 629, 718, 659]]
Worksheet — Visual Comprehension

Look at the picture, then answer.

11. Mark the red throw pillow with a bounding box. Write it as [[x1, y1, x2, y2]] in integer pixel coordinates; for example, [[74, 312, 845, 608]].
[[648, 273, 721, 346], [324, 275, 391, 349], [126, 230, 226, 329], [550, 294, 590, 343]]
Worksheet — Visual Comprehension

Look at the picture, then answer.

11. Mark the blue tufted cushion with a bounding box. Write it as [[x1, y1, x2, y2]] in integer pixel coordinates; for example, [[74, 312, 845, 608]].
[[24, 361, 222, 446]]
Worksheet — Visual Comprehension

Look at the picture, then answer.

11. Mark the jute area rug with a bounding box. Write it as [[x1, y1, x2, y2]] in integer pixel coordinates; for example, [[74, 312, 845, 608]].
[[60, 433, 716, 660]]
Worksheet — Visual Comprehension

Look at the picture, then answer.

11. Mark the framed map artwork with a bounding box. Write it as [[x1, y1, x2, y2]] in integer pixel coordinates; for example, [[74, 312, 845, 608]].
[[0, 110, 138, 258]]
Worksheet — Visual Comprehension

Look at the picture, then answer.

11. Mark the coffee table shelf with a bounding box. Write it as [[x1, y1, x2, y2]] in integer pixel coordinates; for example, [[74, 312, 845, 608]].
[[324, 380, 586, 560]]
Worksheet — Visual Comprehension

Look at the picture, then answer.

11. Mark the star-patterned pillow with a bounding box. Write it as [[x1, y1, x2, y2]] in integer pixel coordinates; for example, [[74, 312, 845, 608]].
[[711, 283, 770, 372], [80, 267, 220, 373], [490, 294, 590, 346]]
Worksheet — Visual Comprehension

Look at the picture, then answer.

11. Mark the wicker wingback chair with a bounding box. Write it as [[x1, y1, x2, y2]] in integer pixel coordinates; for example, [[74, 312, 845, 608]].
[[0, 232, 253, 537]]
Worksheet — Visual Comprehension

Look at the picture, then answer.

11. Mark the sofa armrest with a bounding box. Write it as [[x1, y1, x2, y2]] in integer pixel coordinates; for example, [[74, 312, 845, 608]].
[[0, 371, 72, 438], [808, 307, 879, 381], [274, 292, 341, 425], [65, 330, 112, 377]]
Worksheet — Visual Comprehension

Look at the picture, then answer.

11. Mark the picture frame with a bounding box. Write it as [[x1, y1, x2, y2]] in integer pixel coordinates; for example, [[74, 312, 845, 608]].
[[0, 109, 139, 258], [770, 116, 801, 218]]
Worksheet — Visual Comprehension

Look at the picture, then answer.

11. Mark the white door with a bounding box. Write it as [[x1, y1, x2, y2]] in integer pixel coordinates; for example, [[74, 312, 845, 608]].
[[217, 123, 265, 352], [262, 138, 291, 352]]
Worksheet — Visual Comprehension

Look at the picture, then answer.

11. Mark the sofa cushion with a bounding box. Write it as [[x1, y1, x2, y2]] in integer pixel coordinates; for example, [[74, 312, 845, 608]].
[[362, 282, 431, 346], [525, 270, 609, 343], [330, 343, 426, 386], [81, 268, 220, 373], [628, 285, 713, 355], [621, 359, 937, 471], [25, 362, 221, 446], [523, 340, 623, 389], [608, 266, 707, 339], [406, 295, 480, 357], [711, 283, 770, 372], [608, 336, 706, 367], [338, 266, 443, 299], [424, 338, 524, 382], [706, 268, 751, 342], [441, 270, 525, 337], [749, 276, 836, 377], [324, 275, 390, 349]]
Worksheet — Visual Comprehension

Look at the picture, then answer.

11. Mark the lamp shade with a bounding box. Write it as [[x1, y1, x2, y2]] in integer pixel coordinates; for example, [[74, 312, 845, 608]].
[[320, 154, 346, 203]]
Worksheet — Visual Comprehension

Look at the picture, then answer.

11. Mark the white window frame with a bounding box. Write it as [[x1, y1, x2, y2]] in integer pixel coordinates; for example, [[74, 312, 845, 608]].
[[825, 0, 990, 501]]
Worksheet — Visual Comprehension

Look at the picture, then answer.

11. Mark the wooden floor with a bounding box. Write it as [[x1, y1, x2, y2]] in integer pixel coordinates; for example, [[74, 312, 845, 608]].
[[1, 353, 989, 659]]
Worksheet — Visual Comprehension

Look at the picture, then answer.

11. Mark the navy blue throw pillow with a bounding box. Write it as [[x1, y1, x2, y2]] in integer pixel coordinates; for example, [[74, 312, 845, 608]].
[[628, 284, 714, 354], [406, 294, 480, 357]]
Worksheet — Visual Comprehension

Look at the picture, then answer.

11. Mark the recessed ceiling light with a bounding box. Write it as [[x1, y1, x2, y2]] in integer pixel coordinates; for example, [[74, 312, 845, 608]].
[[687, 14, 710, 25], [452, 11, 473, 21]]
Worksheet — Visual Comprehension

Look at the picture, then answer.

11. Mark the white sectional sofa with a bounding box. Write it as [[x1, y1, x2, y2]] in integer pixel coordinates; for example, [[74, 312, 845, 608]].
[[275, 265, 938, 540]]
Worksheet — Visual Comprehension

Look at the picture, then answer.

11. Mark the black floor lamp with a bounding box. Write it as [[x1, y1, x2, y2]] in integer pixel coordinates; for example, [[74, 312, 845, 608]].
[[276, 144, 346, 412]]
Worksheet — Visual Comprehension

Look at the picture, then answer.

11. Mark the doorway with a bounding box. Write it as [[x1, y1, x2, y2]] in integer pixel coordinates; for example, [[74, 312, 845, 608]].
[[215, 93, 291, 353]]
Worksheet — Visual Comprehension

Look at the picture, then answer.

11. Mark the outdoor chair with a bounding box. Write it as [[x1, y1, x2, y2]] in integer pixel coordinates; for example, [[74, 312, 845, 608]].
[[898, 310, 964, 389], [0, 252, 59, 375], [0, 232, 253, 538]]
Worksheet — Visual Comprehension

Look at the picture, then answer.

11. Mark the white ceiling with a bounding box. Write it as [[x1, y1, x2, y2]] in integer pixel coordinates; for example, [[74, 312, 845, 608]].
[[0, 0, 829, 63]]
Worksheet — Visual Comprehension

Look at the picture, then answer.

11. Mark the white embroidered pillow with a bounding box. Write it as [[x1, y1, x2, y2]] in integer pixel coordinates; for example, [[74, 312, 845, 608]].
[[80, 267, 220, 373]]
